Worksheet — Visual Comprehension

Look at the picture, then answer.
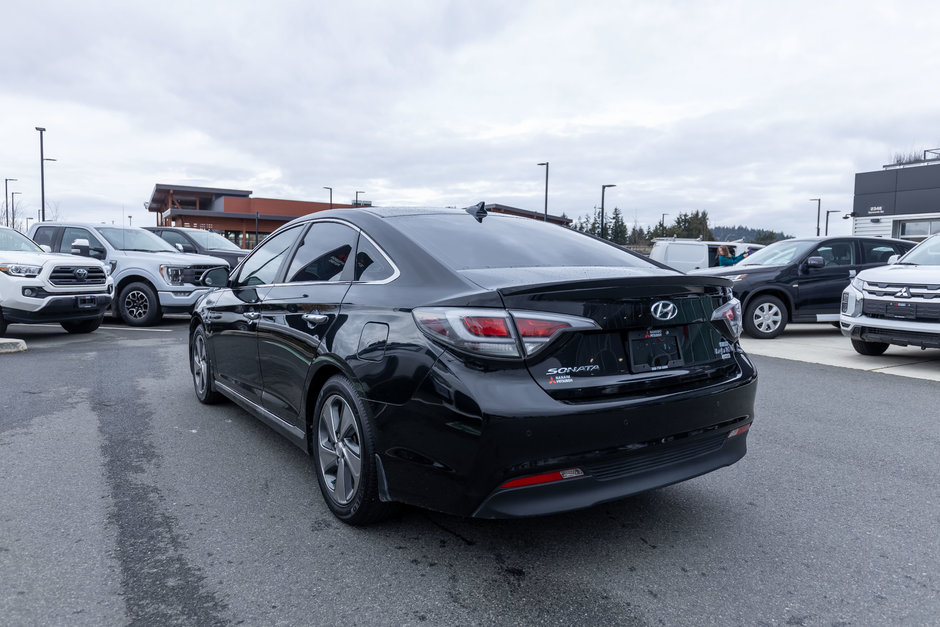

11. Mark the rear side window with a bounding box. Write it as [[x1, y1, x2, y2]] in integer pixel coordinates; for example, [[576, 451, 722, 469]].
[[861, 241, 903, 264], [354, 236, 395, 282], [285, 222, 359, 283], [390, 214, 652, 270]]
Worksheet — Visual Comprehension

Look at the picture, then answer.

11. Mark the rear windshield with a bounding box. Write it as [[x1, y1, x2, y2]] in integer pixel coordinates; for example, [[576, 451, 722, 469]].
[[389, 214, 653, 270]]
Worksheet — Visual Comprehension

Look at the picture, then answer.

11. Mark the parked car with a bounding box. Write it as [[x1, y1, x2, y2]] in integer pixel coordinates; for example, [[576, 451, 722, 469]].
[[649, 238, 764, 272], [189, 205, 757, 525], [29, 222, 228, 326], [691, 236, 915, 339], [840, 233, 940, 355], [144, 226, 248, 269], [0, 225, 112, 335]]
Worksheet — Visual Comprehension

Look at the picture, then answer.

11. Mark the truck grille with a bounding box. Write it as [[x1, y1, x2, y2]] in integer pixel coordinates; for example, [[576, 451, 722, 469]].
[[50, 265, 108, 285], [183, 265, 225, 286], [863, 300, 940, 321]]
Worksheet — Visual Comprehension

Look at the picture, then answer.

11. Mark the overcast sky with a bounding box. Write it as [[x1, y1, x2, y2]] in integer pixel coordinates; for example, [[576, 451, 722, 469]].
[[2, 1, 939, 237]]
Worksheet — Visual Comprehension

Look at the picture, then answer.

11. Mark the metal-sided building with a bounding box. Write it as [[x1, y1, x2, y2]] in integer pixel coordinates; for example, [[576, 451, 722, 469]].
[[852, 154, 940, 242]]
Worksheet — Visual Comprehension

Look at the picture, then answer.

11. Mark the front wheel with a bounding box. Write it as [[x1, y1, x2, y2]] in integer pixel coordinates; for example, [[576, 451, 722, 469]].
[[851, 339, 889, 356], [313, 375, 396, 525], [118, 281, 162, 326], [744, 295, 788, 339], [61, 317, 103, 334], [191, 325, 222, 404]]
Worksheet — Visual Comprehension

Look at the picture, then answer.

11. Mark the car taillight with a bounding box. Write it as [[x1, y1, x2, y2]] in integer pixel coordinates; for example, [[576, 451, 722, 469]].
[[710, 298, 742, 341], [413, 307, 598, 359]]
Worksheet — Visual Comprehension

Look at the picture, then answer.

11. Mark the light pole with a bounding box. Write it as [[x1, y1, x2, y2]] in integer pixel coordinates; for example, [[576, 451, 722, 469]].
[[11, 191, 21, 229], [537, 162, 549, 221], [36, 127, 47, 222], [661, 213, 669, 235], [600, 184, 616, 239], [825, 210, 840, 236], [4, 178, 17, 227], [355, 191, 364, 206], [26, 217, 33, 231], [323, 186, 333, 210], [810, 198, 821, 236]]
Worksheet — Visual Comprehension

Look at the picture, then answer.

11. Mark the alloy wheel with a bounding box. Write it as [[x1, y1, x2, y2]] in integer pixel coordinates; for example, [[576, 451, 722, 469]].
[[124, 290, 150, 320], [317, 394, 362, 505]]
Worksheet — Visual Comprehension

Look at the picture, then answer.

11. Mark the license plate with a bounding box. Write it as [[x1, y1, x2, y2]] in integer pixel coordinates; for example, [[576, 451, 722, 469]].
[[76, 295, 97, 309], [885, 302, 916, 319], [628, 327, 684, 373]]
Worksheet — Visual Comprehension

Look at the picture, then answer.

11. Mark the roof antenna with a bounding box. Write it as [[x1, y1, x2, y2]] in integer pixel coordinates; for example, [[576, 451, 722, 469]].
[[464, 202, 486, 222]]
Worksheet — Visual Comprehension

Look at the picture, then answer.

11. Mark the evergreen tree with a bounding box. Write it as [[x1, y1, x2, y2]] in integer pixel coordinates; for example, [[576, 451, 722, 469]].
[[609, 208, 628, 244]]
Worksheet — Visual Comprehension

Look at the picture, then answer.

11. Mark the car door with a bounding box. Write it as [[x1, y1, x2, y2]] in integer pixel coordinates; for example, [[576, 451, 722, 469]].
[[204, 225, 304, 406], [257, 220, 360, 428], [794, 239, 858, 318]]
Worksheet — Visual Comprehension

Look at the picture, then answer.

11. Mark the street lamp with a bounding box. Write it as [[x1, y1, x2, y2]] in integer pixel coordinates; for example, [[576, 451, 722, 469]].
[[4, 178, 17, 227], [36, 127, 47, 222], [355, 191, 364, 206], [825, 210, 840, 236], [810, 198, 821, 236], [323, 186, 333, 210], [26, 217, 33, 231], [537, 162, 549, 221], [661, 213, 669, 234], [600, 184, 616, 239], [11, 191, 21, 228]]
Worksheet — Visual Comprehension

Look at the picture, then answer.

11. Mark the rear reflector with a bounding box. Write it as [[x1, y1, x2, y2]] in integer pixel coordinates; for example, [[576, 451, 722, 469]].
[[500, 467, 584, 489], [727, 424, 751, 438]]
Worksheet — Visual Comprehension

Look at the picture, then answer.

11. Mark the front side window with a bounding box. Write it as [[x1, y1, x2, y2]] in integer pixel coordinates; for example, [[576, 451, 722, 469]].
[[235, 226, 302, 287], [32, 227, 55, 249], [285, 222, 359, 283], [59, 227, 107, 259], [160, 231, 195, 253], [811, 240, 855, 267]]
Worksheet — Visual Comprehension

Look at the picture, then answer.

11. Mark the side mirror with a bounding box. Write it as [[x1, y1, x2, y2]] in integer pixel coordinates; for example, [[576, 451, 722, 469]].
[[175, 243, 185, 252], [71, 238, 91, 257], [887, 254, 899, 264], [201, 266, 230, 287], [805, 256, 825, 269], [39, 244, 52, 253]]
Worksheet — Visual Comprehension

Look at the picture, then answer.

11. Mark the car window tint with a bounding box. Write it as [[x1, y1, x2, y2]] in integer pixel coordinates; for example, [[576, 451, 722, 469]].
[[160, 231, 194, 252], [59, 227, 106, 259], [861, 241, 901, 264], [390, 214, 652, 270], [354, 236, 395, 281], [32, 227, 55, 248], [235, 226, 302, 286], [812, 240, 856, 267], [285, 222, 358, 283]]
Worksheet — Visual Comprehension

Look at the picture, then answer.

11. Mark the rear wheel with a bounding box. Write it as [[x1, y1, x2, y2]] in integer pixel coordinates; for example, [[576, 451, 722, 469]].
[[61, 317, 103, 334], [119, 281, 162, 326], [744, 295, 788, 339], [851, 338, 889, 356], [313, 375, 396, 525], [191, 325, 222, 404]]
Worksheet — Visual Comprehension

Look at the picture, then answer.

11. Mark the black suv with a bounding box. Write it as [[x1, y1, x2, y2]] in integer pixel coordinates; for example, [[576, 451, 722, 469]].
[[144, 226, 248, 269], [693, 236, 915, 338]]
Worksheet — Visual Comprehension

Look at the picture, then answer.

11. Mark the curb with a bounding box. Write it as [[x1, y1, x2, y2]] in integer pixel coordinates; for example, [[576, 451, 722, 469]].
[[0, 339, 27, 354]]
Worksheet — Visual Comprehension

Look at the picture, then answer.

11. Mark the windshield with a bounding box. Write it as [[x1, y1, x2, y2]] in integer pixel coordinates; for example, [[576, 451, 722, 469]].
[[98, 227, 179, 252], [899, 234, 940, 265], [391, 213, 654, 270], [736, 239, 816, 267], [187, 230, 242, 251], [0, 228, 43, 253]]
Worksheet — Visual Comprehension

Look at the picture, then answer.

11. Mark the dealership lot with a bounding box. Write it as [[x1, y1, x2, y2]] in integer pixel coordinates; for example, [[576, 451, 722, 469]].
[[1, 320, 938, 625]]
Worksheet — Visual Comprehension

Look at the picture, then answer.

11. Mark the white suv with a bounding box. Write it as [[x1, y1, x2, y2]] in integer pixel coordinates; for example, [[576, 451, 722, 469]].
[[840, 233, 940, 355], [649, 238, 764, 272], [29, 223, 228, 326], [0, 225, 113, 336]]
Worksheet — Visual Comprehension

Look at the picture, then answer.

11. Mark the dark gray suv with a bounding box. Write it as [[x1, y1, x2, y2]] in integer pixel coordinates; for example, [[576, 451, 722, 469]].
[[144, 226, 248, 269]]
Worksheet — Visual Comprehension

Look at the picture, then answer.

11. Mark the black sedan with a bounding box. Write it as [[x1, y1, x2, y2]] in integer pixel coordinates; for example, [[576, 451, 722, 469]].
[[190, 205, 757, 524]]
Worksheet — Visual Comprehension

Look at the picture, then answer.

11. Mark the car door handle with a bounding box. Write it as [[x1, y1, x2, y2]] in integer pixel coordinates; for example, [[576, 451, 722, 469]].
[[243, 311, 261, 320], [302, 313, 329, 325]]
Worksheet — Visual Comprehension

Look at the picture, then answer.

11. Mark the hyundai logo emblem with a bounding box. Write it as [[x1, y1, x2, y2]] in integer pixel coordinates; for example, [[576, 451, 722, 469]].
[[651, 300, 678, 321], [74, 268, 88, 281]]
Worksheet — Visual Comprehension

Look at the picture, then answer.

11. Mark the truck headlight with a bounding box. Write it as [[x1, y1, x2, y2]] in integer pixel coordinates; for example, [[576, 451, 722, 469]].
[[0, 263, 42, 277], [160, 265, 186, 286], [850, 277, 865, 291]]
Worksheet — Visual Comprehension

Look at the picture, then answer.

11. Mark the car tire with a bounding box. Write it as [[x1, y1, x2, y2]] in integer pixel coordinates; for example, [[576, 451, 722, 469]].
[[851, 339, 889, 356], [61, 316, 103, 334], [313, 375, 397, 525], [744, 295, 788, 339], [191, 324, 223, 404], [118, 281, 162, 326], [0, 311, 7, 336]]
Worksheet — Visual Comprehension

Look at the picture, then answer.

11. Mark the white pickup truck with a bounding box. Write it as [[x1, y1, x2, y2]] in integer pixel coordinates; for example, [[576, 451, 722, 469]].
[[840, 233, 940, 355], [0, 225, 113, 335]]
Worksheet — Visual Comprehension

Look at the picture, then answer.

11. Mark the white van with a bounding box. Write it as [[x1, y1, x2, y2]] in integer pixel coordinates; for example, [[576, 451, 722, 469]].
[[649, 238, 763, 272]]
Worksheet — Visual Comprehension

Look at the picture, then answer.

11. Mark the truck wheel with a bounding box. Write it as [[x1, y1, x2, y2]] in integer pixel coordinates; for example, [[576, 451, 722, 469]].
[[744, 295, 788, 339], [851, 339, 889, 356], [61, 317, 103, 334], [118, 282, 162, 326]]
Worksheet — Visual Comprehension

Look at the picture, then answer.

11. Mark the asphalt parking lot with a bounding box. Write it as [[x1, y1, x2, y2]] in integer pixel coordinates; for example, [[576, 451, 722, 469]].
[[1, 319, 938, 625]]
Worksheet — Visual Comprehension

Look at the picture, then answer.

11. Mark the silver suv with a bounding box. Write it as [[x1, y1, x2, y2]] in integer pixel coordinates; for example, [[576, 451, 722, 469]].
[[29, 223, 228, 326], [840, 233, 940, 354], [0, 225, 112, 335]]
